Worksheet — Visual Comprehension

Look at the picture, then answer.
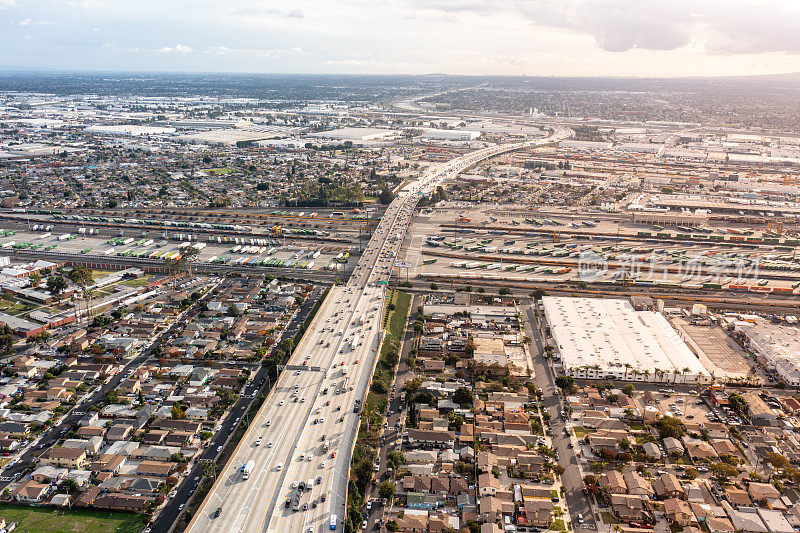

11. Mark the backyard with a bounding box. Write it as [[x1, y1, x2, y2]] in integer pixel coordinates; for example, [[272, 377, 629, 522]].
[[0, 505, 143, 533]]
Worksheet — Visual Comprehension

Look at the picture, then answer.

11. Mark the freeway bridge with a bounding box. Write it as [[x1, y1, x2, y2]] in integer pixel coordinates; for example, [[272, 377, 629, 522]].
[[183, 126, 572, 533]]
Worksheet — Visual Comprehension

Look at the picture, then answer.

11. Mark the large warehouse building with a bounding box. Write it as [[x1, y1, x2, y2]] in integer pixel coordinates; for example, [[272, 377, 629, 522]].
[[306, 127, 396, 143], [735, 319, 800, 387], [542, 296, 712, 383]]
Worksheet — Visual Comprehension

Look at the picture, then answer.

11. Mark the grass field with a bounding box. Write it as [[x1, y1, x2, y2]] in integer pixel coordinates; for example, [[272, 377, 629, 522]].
[[365, 290, 411, 414], [208, 167, 234, 175], [121, 275, 153, 288], [0, 504, 143, 533], [90, 269, 117, 280], [600, 512, 620, 525]]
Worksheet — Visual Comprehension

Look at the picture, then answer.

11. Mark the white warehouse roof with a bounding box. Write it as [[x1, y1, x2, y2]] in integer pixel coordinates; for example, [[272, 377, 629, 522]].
[[421, 128, 480, 141], [307, 127, 396, 141], [542, 296, 710, 381]]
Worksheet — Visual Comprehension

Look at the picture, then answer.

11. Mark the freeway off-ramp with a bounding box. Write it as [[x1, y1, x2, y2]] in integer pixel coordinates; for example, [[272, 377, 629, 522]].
[[185, 126, 572, 533]]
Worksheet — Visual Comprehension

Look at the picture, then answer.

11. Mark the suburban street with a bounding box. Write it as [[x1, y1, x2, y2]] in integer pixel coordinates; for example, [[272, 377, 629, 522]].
[[525, 302, 597, 533], [182, 127, 573, 533], [149, 284, 325, 533], [0, 276, 227, 492], [364, 294, 420, 531]]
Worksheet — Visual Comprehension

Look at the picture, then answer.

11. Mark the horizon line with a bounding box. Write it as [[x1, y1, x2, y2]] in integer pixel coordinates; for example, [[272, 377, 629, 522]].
[[1, 68, 800, 81]]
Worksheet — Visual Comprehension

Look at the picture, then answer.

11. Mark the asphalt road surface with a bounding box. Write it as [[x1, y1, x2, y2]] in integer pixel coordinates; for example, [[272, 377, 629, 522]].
[[183, 127, 574, 533], [149, 284, 326, 533], [526, 303, 597, 533]]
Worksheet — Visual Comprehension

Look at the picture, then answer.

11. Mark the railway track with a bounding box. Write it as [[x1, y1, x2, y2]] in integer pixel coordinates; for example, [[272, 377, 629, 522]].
[[419, 249, 800, 283], [0, 214, 354, 244], [414, 274, 800, 313], [9, 249, 340, 283]]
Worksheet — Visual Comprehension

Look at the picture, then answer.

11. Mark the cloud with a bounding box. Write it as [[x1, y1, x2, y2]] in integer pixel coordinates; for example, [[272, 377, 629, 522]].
[[201, 46, 308, 58], [228, 6, 306, 19], [404, 0, 800, 54], [19, 18, 56, 26], [514, 0, 696, 52], [66, 0, 106, 7], [0, 0, 15, 7], [158, 44, 193, 54]]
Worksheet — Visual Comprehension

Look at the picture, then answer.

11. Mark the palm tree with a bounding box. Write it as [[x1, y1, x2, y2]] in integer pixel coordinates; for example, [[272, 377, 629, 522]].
[[623, 363, 632, 380], [68, 265, 94, 320]]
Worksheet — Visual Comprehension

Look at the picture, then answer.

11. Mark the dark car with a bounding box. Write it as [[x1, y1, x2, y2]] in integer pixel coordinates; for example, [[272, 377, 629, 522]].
[[213, 507, 221, 518]]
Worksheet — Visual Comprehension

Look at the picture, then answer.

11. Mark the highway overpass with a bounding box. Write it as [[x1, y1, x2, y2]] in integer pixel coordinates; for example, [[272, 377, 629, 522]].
[[184, 125, 572, 533]]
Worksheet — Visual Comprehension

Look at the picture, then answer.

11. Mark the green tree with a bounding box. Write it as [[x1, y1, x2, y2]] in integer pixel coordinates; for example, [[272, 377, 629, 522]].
[[67, 265, 93, 287], [59, 479, 80, 494], [656, 416, 685, 439], [453, 387, 473, 406], [378, 187, 395, 205], [555, 375, 576, 394], [103, 390, 119, 404], [371, 380, 388, 394], [621, 384, 635, 396], [765, 452, 790, 469], [710, 462, 738, 482], [46, 275, 68, 296], [386, 451, 405, 471], [530, 288, 547, 300], [378, 481, 396, 500]]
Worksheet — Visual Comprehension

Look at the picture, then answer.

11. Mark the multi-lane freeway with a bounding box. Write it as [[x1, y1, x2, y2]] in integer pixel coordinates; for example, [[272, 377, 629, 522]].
[[185, 126, 572, 533]]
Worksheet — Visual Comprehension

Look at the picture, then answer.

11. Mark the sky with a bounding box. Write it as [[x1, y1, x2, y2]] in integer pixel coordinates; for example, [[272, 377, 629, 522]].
[[2, 0, 800, 77]]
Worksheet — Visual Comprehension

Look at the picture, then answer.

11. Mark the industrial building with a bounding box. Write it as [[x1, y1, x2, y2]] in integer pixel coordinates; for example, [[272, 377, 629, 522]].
[[542, 296, 711, 383], [306, 127, 396, 142], [86, 125, 176, 136], [735, 319, 800, 387], [420, 129, 480, 141], [178, 126, 296, 146]]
